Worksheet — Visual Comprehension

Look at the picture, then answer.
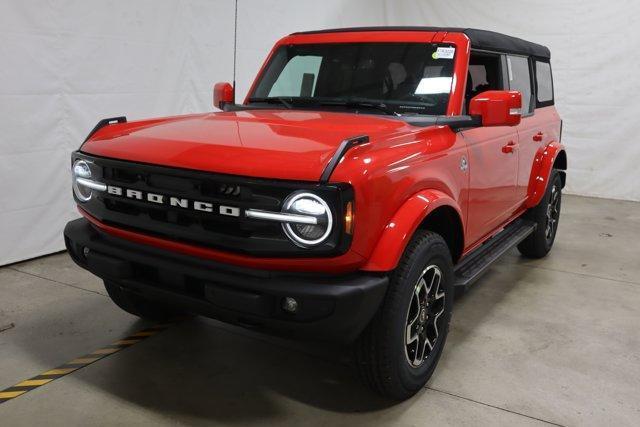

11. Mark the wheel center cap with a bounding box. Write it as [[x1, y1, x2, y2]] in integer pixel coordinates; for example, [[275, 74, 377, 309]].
[[419, 307, 427, 324]]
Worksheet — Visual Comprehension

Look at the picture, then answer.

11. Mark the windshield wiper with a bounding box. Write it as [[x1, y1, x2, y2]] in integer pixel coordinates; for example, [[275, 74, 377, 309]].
[[316, 99, 400, 116], [248, 97, 292, 109], [248, 97, 399, 116]]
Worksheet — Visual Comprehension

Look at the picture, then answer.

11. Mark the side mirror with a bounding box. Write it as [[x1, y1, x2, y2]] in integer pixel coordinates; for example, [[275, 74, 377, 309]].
[[213, 82, 234, 110], [469, 90, 522, 127]]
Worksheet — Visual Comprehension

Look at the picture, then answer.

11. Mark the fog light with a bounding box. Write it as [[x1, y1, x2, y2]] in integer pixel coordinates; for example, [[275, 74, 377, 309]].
[[83, 247, 90, 257], [281, 297, 298, 313]]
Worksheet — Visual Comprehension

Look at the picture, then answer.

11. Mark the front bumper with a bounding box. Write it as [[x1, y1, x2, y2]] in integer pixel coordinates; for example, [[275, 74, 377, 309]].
[[64, 218, 388, 343]]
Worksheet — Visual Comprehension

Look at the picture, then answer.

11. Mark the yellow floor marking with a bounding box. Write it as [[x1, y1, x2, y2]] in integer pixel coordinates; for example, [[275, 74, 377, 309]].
[[113, 339, 140, 345], [130, 331, 157, 337], [68, 357, 100, 364], [41, 368, 77, 376], [0, 322, 174, 405], [91, 348, 119, 355], [0, 391, 27, 399], [15, 379, 53, 387]]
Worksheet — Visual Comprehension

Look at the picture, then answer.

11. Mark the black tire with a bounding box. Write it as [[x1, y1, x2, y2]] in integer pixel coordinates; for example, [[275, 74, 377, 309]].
[[104, 281, 181, 321], [517, 169, 563, 258], [354, 231, 454, 400]]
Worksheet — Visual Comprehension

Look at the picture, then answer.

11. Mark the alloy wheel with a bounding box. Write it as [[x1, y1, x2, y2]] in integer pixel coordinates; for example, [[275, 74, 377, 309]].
[[404, 265, 446, 367], [545, 184, 561, 241]]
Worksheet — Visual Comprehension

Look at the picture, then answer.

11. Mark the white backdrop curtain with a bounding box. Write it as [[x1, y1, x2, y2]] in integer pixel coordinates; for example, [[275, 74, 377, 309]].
[[380, 0, 640, 204], [0, 0, 386, 265], [0, 0, 637, 265]]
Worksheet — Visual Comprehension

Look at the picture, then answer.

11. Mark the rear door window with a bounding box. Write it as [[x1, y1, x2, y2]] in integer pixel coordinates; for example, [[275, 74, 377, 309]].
[[507, 55, 534, 115], [535, 60, 554, 107]]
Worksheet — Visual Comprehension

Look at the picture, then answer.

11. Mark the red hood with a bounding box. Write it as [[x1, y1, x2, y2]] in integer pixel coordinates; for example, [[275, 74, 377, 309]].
[[81, 110, 415, 181]]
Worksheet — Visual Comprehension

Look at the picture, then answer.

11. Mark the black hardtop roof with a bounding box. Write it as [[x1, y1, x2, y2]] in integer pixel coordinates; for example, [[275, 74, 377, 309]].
[[291, 26, 550, 59]]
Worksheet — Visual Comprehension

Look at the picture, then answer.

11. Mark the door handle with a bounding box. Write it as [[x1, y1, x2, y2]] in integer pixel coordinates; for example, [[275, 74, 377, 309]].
[[502, 141, 517, 154], [533, 132, 544, 142]]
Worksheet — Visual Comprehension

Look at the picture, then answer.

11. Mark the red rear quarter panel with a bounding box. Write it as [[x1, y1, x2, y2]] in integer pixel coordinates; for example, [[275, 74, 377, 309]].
[[519, 107, 564, 207]]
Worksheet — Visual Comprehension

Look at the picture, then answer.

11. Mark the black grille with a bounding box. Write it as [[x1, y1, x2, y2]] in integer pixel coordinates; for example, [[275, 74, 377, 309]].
[[74, 152, 353, 257]]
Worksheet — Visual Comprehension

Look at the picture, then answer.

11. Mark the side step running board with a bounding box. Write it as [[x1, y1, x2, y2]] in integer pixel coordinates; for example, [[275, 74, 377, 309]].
[[454, 218, 536, 289]]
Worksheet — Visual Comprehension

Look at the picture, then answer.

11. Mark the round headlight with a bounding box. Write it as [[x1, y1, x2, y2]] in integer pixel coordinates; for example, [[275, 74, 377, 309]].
[[282, 192, 333, 247], [72, 160, 93, 202]]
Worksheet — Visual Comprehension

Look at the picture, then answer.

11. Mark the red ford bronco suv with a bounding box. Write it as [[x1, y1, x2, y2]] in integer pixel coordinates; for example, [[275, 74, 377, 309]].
[[64, 27, 566, 400]]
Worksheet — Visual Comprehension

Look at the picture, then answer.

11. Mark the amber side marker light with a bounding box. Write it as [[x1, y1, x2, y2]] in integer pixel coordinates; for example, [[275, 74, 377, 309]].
[[344, 201, 354, 234]]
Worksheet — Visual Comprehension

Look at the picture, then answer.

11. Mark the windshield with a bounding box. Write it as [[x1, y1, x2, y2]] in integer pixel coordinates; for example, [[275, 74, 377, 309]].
[[248, 42, 456, 116]]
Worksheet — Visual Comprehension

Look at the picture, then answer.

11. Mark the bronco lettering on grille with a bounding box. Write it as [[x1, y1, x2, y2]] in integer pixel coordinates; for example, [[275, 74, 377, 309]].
[[106, 185, 240, 217]]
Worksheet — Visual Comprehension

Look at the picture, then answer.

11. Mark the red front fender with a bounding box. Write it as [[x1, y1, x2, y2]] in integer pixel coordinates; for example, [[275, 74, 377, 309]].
[[362, 189, 462, 272], [526, 141, 566, 208]]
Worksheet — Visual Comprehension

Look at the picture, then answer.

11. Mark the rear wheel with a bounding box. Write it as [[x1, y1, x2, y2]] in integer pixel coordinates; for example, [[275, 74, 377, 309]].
[[518, 169, 562, 258], [104, 281, 182, 321], [355, 231, 454, 400]]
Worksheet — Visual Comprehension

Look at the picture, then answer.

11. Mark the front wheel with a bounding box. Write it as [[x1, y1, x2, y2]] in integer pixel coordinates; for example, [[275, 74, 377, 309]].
[[354, 231, 454, 400], [518, 169, 563, 258]]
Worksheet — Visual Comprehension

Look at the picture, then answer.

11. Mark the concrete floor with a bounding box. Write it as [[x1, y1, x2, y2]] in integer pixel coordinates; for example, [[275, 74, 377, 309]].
[[1, 194, 639, 426]]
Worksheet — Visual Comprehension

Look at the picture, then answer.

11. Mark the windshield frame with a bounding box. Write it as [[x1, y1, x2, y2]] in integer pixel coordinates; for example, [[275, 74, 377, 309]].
[[245, 41, 461, 117]]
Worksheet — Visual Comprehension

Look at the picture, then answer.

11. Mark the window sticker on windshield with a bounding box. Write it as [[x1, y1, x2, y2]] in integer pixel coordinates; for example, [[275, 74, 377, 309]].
[[433, 47, 455, 60]]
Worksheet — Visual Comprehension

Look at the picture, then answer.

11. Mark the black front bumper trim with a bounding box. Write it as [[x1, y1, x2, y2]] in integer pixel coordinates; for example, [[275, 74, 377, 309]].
[[64, 218, 388, 343]]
